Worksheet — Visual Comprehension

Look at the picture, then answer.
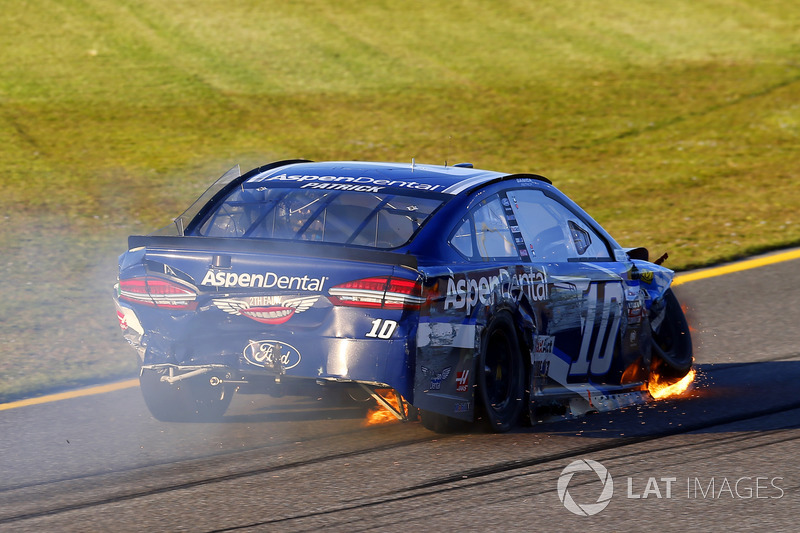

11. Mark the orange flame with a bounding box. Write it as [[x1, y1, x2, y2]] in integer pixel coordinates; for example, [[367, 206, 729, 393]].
[[365, 388, 408, 425], [648, 368, 696, 400]]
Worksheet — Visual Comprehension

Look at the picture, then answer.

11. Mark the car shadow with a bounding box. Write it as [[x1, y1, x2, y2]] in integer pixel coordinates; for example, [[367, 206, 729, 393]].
[[523, 361, 800, 438], [219, 397, 373, 423]]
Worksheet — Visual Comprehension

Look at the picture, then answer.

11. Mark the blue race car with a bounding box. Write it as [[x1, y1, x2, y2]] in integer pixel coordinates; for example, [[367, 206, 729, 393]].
[[114, 160, 693, 431]]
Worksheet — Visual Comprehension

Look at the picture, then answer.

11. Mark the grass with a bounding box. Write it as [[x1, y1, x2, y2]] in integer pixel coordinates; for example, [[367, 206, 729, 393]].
[[1, 0, 798, 401]]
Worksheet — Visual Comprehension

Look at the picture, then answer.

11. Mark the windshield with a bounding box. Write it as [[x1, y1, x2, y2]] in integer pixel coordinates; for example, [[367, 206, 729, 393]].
[[191, 184, 443, 249]]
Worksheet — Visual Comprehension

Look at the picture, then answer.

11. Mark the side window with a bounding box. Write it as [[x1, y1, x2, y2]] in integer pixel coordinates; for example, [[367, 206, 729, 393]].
[[449, 197, 519, 261], [474, 198, 518, 259], [450, 218, 474, 258], [566, 219, 609, 259], [506, 189, 611, 262]]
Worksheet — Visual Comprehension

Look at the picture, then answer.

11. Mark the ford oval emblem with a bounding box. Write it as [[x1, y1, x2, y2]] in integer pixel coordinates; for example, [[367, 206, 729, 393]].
[[243, 340, 301, 370]]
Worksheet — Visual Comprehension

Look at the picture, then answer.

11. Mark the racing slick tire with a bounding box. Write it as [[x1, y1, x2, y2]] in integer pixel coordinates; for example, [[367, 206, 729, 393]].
[[139, 368, 233, 422], [650, 289, 693, 378], [477, 312, 525, 432]]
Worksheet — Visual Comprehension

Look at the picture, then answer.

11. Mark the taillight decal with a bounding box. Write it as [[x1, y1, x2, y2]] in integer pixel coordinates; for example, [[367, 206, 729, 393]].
[[118, 277, 197, 310], [213, 295, 320, 324], [329, 276, 424, 310]]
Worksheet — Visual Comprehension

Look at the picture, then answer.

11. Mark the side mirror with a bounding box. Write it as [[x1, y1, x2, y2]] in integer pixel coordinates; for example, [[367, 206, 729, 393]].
[[624, 247, 650, 262]]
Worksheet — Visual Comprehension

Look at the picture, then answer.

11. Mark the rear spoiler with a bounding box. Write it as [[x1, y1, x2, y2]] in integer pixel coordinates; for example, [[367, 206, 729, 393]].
[[127, 235, 418, 269]]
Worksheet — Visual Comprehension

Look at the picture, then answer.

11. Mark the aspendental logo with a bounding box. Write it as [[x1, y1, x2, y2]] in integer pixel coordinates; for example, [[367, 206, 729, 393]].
[[557, 459, 614, 516]]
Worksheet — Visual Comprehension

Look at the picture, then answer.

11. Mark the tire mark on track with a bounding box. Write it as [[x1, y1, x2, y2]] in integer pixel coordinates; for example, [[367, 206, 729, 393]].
[[334, 429, 800, 533], [0, 419, 400, 495], [0, 435, 434, 527], [4, 363, 797, 527], [207, 401, 800, 532], [334, 428, 800, 533], [338, 429, 800, 533], [392, 406, 800, 494]]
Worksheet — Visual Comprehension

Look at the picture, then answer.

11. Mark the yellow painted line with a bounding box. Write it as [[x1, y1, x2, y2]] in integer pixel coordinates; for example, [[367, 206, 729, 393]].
[[673, 248, 800, 286], [0, 378, 139, 412]]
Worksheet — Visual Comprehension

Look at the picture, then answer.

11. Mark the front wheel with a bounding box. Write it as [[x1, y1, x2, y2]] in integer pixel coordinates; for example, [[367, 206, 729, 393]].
[[650, 289, 693, 377], [139, 368, 233, 422], [477, 313, 525, 432]]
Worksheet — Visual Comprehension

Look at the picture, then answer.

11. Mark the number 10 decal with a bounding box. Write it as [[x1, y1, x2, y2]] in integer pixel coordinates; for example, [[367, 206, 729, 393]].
[[366, 319, 398, 339], [569, 282, 623, 376]]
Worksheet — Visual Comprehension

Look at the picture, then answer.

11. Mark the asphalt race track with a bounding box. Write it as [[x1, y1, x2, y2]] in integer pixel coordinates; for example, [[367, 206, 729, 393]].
[[1, 250, 798, 531]]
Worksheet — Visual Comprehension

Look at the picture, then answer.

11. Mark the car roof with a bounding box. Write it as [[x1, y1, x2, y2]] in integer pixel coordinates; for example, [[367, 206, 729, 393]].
[[246, 161, 510, 196]]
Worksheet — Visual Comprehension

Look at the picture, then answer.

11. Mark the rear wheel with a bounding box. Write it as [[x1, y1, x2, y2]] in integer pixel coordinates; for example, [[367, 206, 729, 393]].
[[477, 313, 525, 432], [139, 368, 233, 422], [650, 289, 693, 377]]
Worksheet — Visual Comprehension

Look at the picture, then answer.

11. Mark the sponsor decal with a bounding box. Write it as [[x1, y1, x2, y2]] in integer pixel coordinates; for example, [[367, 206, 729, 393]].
[[455, 370, 470, 392], [534, 335, 555, 356], [201, 270, 327, 291], [422, 366, 451, 391], [114, 301, 144, 335], [640, 270, 654, 284], [300, 183, 383, 193], [533, 359, 551, 377], [627, 329, 639, 348], [214, 295, 319, 324], [249, 173, 443, 191], [533, 335, 554, 376], [116, 309, 128, 330], [627, 299, 643, 324], [454, 401, 471, 413], [243, 340, 301, 370], [444, 267, 548, 315]]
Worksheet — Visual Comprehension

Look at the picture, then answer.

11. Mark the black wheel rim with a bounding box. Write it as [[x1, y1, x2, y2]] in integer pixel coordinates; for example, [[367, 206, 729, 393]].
[[483, 329, 513, 410], [651, 290, 692, 371]]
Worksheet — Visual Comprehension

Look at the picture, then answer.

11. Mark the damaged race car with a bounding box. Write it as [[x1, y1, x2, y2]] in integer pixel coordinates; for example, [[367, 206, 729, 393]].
[[113, 160, 693, 432]]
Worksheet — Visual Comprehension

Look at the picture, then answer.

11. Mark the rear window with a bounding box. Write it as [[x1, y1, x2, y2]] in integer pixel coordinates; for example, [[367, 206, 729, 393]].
[[192, 185, 443, 249]]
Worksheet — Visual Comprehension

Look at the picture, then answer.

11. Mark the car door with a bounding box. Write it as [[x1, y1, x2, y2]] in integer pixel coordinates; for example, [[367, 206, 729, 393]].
[[414, 194, 526, 420], [503, 188, 626, 393]]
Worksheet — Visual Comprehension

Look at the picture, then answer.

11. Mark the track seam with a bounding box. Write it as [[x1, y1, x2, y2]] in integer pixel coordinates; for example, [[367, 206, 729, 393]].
[[4, 395, 799, 527], [0, 435, 434, 526], [205, 399, 800, 532]]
